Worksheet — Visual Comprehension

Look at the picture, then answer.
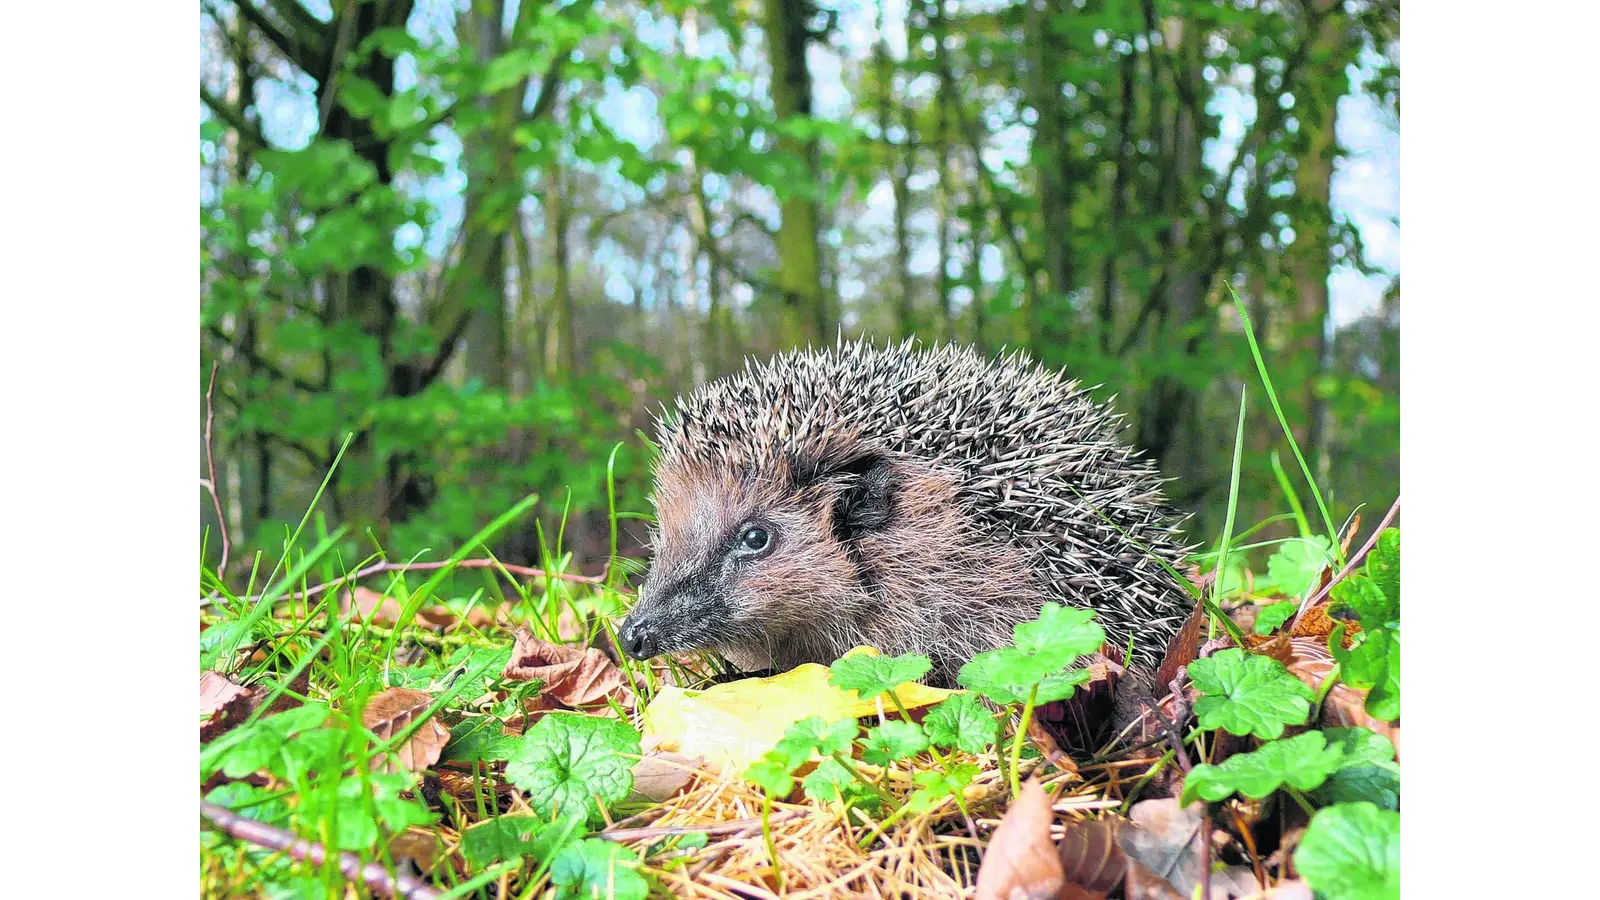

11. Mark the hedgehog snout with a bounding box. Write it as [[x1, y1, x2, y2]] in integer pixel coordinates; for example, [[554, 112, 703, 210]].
[[617, 613, 659, 660]]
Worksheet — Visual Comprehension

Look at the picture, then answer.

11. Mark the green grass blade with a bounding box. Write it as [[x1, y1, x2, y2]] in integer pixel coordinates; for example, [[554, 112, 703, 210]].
[[1212, 388, 1248, 631], [1269, 451, 1312, 539], [1228, 284, 1341, 562]]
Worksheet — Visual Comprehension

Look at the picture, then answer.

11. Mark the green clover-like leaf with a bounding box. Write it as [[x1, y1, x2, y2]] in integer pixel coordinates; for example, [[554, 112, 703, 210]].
[[743, 750, 796, 797], [441, 715, 521, 764], [1253, 601, 1299, 636], [1297, 802, 1400, 900], [1332, 626, 1400, 721], [827, 652, 932, 701], [774, 715, 859, 762], [1331, 575, 1396, 631], [548, 838, 649, 900], [1189, 648, 1314, 739], [1366, 528, 1399, 612], [1180, 731, 1346, 804], [460, 814, 572, 869], [861, 720, 928, 766], [505, 713, 640, 823], [1012, 603, 1106, 662], [1315, 764, 1401, 811], [800, 757, 859, 804], [1263, 535, 1334, 597], [923, 693, 998, 754], [906, 763, 979, 814]]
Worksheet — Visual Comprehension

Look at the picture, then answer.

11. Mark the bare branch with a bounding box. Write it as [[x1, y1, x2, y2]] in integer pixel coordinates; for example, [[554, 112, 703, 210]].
[[202, 363, 232, 579], [232, 0, 326, 76], [200, 84, 267, 152], [200, 801, 441, 900]]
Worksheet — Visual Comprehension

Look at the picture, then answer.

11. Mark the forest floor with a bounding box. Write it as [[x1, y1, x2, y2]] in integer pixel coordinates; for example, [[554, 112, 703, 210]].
[[198, 494, 1399, 900]]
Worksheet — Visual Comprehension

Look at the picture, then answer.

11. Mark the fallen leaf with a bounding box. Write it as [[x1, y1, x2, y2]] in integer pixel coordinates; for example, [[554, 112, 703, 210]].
[[343, 586, 456, 629], [640, 647, 954, 769], [1057, 818, 1126, 895], [200, 670, 306, 743], [1124, 861, 1186, 900], [630, 750, 702, 803], [1157, 595, 1207, 688], [1037, 657, 1122, 754], [504, 628, 634, 711], [1119, 799, 1207, 898], [1282, 638, 1398, 747], [974, 778, 1065, 900], [363, 687, 451, 774], [200, 671, 252, 742]]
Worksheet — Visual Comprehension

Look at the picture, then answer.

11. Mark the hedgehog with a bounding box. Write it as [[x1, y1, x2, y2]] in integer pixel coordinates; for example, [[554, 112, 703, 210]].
[[617, 338, 1193, 687]]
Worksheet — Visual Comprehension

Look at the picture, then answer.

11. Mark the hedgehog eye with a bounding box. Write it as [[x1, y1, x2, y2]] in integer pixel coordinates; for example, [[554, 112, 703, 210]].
[[736, 525, 772, 556]]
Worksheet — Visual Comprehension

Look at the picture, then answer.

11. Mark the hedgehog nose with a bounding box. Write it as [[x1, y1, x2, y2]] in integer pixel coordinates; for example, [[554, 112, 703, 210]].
[[618, 616, 659, 660]]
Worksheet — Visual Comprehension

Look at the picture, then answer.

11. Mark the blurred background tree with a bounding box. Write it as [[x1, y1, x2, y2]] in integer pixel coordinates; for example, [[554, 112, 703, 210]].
[[199, 0, 1399, 580]]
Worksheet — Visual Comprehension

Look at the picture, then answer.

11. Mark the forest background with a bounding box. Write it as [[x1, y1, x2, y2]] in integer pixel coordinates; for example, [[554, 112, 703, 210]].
[[198, 0, 1400, 581]]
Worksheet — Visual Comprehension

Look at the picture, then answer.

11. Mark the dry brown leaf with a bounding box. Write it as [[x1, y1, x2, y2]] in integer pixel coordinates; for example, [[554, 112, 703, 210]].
[[1124, 861, 1186, 900], [1282, 638, 1398, 745], [1289, 605, 1355, 644], [200, 671, 252, 742], [1057, 818, 1126, 896], [1157, 595, 1208, 688], [974, 778, 1065, 900], [343, 586, 457, 629], [504, 628, 634, 711], [630, 750, 703, 803], [363, 687, 451, 774], [1119, 799, 1207, 897]]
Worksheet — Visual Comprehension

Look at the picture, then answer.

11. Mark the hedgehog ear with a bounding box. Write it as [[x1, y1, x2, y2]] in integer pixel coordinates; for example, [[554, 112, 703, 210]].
[[830, 454, 896, 542]]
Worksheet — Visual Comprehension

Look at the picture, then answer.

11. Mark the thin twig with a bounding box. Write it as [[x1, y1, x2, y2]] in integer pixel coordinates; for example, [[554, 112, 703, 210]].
[[599, 811, 800, 843], [200, 800, 441, 899], [202, 362, 231, 579], [201, 557, 628, 608], [1292, 495, 1401, 628]]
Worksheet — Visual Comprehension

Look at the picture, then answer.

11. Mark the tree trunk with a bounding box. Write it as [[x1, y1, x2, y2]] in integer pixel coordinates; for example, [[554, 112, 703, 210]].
[[1024, 0, 1073, 313], [763, 0, 827, 342]]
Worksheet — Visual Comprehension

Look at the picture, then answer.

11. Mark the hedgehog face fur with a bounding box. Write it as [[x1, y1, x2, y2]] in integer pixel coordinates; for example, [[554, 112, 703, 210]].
[[618, 339, 1193, 686]]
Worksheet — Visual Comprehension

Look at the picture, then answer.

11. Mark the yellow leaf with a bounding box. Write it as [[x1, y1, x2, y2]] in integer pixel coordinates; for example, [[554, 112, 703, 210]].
[[640, 647, 956, 769]]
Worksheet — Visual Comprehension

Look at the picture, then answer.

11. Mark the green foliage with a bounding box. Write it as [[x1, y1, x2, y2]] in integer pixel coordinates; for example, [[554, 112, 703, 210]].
[[957, 603, 1103, 705], [460, 815, 559, 869], [1296, 803, 1401, 900], [1188, 649, 1315, 739], [923, 693, 999, 755], [860, 720, 928, 766], [906, 764, 980, 814], [744, 715, 860, 796], [1253, 601, 1299, 635], [1330, 528, 1402, 720], [1262, 536, 1335, 597], [441, 715, 521, 764], [827, 652, 933, 701], [1181, 731, 1346, 804], [548, 838, 649, 900], [505, 713, 641, 823]]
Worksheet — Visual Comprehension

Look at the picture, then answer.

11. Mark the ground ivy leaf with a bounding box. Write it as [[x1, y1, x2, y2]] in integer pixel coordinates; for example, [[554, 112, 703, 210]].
[[1296, 802, 1400, 900], [923, 693, 998, 754], [548, 838, 649, 900], [1180, 731, 1345, 804], [1333, 627, 1400, 721], [957, 651, 1091, 705], [861, 720, 928, 766], [1013, 603, 1105, 662], [957, 604, 1102, 704], [1264, 535, 1334, 597], [1253, 601, 1299, 635], [743, 750, 795, 796], [827, 652, 932, 700], [460, 814, 567, 869], [774, 715, 858, 763], [800, 757, 858, 803], [1314, 765, 1401, 811], [1366, 528, 1399, 611], [906, 763, 979, 813], [1189, 648, 1314, 739], [505, 713, 639, 823], [440, 715, 521, 764], [1331, 575, 1395, 631], [1322, 727, 1398, 770]]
